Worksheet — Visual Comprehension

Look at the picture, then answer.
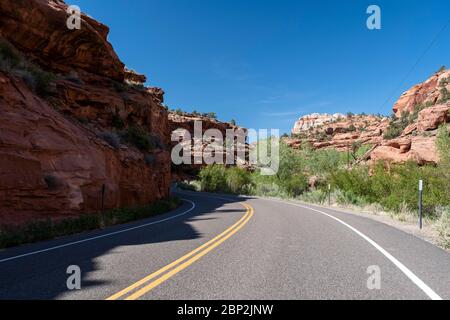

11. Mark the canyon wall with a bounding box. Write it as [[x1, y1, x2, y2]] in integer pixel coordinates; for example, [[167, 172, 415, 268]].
[[0, 0, 171, 225], [169, 112, 248, 179]]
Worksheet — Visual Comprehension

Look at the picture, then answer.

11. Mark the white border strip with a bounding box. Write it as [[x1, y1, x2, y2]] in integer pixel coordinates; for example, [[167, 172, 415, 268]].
[[0, 199, 196, 264], [265, 198, 442, 300]]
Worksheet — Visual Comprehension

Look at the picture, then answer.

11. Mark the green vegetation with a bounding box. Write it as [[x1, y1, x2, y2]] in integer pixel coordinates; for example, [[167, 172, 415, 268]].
[[0, 198, 181, 249], [187, 136, 450, 248], [99, 132, 121, 149], [111, 113, 125, 129], [0, 39, 55, 96], [121, 125, 155, 151], [383, 111, 410, 140]]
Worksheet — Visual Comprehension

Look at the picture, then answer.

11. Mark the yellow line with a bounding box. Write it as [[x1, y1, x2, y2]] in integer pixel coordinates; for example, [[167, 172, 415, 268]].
[[125, 205, 254, 300], [106, 203, 253, 300]]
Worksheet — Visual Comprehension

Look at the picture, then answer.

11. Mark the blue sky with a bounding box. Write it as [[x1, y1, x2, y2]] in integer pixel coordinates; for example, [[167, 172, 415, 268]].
[[73, 0, 450, 134]]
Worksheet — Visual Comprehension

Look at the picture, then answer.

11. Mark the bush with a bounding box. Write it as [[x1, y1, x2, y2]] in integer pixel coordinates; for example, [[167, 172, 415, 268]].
[[283, 174, 308, 197], [99, 132, 121, 149], [226, 167, 252, 194], [298, 189, 327, 204], [383, 112, 409, 140], [112, 113, 125, 129], [199, 165, 228, 192], [121, 126, 153, 151], [0, 198, 181, 249], [178, 181, 199, 191], [436, 207, 450, 249], [0, 39, 21, 72]]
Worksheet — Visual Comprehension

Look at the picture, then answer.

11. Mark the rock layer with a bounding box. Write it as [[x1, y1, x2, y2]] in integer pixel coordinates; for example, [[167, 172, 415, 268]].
[[289, 70, 450, 165], [0, 1, 171, 225]]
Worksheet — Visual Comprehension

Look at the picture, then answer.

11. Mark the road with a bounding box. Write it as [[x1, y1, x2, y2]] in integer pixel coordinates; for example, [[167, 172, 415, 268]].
[[0, 190, 449, 300]]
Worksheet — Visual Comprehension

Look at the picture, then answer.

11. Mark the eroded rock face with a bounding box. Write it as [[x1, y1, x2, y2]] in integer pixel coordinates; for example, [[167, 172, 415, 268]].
[[288, 69, 450, 166], [288, 114, 388, 152], [0, 0, 125, 81], [292, 113, 345, 134], [393, 69, 450, 117], [169, 112, 249, 176], [0, 1, 171, 225], [417, 104, 449, 132]]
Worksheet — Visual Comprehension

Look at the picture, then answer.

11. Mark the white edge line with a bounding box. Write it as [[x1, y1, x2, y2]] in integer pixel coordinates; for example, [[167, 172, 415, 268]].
[[264, 198, 443, 301], [0, 199, 196, 264]]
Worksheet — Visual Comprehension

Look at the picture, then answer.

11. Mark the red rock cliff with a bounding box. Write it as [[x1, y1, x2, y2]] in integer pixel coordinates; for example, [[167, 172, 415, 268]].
[[288, 69, 450, 166], [0, 0, 171, 225]]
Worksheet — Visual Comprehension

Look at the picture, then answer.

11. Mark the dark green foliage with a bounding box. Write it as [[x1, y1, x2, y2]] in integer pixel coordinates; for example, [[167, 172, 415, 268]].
[[0, 198, 181, 249], [111, 113, 125, 129], [439, 87, 450, 104], [0, 39, 21, 71], [0, 40, 55, 96], [121, 126, 153, 151], [383, 111, 409, 140]]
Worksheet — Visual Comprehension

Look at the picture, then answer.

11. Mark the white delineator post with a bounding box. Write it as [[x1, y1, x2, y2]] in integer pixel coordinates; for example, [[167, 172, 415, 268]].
[[418, 180, 423, 229]]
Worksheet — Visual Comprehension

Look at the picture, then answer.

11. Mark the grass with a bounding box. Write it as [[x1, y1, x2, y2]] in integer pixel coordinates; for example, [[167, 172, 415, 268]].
[[0, 197, 181, 249], [121, 125, 154, 151], [1, 39, 56, 97]]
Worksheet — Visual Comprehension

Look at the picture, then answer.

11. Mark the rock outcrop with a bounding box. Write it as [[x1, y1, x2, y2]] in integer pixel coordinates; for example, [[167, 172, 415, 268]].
[[393, 69, 450, 117], [288, 114, 389, 152], [288, 69, 450, 165], [0, 0, 171, 225], [169, 112, 248, 179]]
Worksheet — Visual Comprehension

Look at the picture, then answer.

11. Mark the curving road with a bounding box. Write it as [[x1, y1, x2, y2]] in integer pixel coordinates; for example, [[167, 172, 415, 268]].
[[0, 190, 449, 300]]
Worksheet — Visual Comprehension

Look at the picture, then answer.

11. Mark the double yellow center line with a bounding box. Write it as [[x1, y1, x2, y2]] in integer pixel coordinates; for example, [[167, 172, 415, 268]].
[[106, 202, 254, 300]]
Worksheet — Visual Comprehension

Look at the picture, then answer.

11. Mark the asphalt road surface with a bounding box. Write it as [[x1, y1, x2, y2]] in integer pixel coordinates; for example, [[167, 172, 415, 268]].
[[0, 191, 449, 300]]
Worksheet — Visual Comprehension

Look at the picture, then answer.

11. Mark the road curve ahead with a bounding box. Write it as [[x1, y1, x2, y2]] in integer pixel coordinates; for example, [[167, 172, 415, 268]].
[[0, 191, 449, 300]]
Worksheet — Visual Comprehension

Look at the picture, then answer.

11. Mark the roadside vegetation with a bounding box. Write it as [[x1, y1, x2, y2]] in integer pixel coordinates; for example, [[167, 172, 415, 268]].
[[181, 126, 450, 248], [0, 198, 181, 249]]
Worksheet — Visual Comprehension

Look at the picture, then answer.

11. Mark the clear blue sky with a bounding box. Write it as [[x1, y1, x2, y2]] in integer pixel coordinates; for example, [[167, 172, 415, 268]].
[[74, 0, 450, 134]]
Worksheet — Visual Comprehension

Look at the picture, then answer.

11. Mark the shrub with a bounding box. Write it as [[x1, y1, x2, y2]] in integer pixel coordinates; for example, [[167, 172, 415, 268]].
[[198, 165, 227, 192], [112, 113, 125, 129], [383, 112, 409, 140], [0, 198, 181, 249], [436, 207, 450, 249], [283, 174, 308, 197], [439, 87, 450, 103], [0, 39, 21, 72], [99, 132, 121, 149], [178, 181, 199, 191], [121, 126, 153, 151], [298, 189, 327, 204], [226, 167, 252, 194]]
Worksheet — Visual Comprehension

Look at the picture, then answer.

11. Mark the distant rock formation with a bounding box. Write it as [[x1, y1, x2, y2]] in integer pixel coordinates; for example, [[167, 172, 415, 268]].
[[288, 69, 450, 166]]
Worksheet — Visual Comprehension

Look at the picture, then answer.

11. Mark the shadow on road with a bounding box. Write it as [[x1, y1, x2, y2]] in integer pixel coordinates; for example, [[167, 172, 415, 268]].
[[0, 191, 252, 300]]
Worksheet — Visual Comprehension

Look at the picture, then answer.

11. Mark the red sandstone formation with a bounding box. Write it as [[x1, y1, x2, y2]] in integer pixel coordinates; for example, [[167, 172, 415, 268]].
[[288, 69, 450, 165], [0, 0, 171, 225]]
